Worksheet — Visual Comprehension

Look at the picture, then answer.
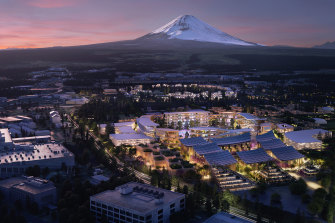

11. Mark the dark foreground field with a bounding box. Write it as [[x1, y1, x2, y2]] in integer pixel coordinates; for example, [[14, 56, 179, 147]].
[[1, 39, 335, 74]]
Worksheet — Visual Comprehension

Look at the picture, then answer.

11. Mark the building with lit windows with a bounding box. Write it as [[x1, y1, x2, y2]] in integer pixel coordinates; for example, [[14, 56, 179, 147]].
[[164, 109, 210, 129], [155, 128, 180, 147], [90, 182, 185, 223]]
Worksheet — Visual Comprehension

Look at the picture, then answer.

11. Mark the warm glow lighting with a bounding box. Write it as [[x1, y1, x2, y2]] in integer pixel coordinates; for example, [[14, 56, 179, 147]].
[[203, 175, 211, 180]]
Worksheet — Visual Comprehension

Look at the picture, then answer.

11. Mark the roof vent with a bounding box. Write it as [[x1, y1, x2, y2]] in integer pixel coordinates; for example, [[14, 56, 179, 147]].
[[120, 186, 133, 195]]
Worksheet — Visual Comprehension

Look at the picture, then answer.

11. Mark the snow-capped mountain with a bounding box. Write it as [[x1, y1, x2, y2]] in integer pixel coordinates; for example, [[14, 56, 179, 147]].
[[139, 15, 259, 46], [313, 41, 335, 49]]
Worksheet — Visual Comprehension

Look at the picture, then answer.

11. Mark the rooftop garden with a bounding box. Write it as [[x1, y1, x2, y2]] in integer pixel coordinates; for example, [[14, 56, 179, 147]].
[[154, 156, 165, 161], [181, 160, 194, 168], [161, 150, 174, 157], [170, 163, 182, 169], [169, 158, 180, 163]]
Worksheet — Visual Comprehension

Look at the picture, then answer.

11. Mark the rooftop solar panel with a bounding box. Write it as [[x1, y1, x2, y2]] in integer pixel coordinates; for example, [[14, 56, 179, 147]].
[[180, 137, 207, 147], [193, 142, 222, 155], [271, 146, 305, 161], [203, 150, 237, 166], [256, 131, 276, 142], [211, 133, 251, 146], [260, 139, 286, 150], [237, 148, 274, 164]]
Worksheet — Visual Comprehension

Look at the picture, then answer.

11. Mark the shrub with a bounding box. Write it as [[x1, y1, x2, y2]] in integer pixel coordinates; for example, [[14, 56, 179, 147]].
[[289, 178, 307, 195], [170, 164, 182, 169], [162, 150, 174, 157], [154, 156, 165, 161], [301, 193, 311, 204], [181, 160, 194, 168], [169, 158, 179, 163]]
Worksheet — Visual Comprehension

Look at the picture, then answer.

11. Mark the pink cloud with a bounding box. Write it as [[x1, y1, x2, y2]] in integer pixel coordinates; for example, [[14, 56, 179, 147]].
[[26, 0, 81, 8]]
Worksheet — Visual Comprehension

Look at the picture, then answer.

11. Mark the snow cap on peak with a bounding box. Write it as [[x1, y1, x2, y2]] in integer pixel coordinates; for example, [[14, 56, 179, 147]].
[[148, 15, 258, 46]]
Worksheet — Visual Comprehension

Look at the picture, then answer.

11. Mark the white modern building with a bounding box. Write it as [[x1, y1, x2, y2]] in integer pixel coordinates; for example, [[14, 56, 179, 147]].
[[284, 129, 332, 150], [114, 122, 136, 134], [90, 182, 185, 223], [164, 109, 210, 129], [137, 115, 159, 137], [110, 134, 153, 146]]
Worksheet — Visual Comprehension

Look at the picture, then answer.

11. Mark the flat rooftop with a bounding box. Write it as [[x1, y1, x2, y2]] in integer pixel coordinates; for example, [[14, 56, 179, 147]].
[[164, 109, 210, 114], [110, 133, 152, 140], [0, 128, 12, 144], [0, 176, 55, 195], [156, 128, 179, 132], [91, 182, 185, 214], [118, 126, 136, 134], [0, 143, 74, 165], [114, 122, 135, 127], [204, 211, 253, 223]]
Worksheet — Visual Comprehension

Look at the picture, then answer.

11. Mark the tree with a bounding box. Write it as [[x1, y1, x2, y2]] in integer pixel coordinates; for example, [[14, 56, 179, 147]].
[[289, 178, 307, 195], [182, 185, 189, 195], [221, 199, 230, 212], [205, 197, 212, 216], [177, 121, 183, 130], [105, 123, 114, 135]]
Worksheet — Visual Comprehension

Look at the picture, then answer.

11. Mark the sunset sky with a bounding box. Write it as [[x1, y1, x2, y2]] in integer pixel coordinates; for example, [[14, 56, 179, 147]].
[[1, 0, 334, 49]]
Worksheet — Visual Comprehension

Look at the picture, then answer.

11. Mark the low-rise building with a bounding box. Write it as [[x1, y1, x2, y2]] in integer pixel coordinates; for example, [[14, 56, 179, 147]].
[[0, 176, 57, 207], [164, 109, 210, 129], [284, 129, 332, 150], [156, 128, 180, 147], [114, 122, 136, 134], [189, 127, 227, 139], [137, 116, 159, 137], [276, 123, 294, 134], [90, 182, 185, 223], [0, 142, 75, 177], [110, 134, 153, 146]]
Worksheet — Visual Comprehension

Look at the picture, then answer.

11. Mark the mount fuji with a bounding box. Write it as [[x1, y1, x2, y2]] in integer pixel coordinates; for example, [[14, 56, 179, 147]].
[[139, 15, 260, 46]]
